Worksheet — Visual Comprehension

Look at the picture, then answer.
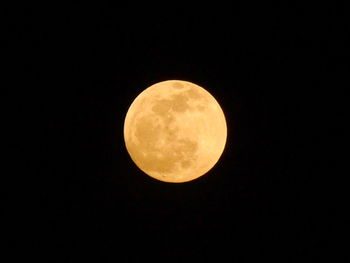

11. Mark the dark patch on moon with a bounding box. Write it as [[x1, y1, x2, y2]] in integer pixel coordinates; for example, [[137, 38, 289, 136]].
[[151, 99, 172, 116], [186, 88, 201, 99], [173, 82, 184, 89], [171, 94, 189, 112]]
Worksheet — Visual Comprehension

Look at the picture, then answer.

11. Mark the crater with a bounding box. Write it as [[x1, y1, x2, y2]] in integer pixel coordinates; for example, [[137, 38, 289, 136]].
[[151, 99, 172, 116], [171, 94, 189, 112], [197, 105, 205, 111], [132, 134, 199, 176], [186, 88, 202, 99], [181, 160, 191, 168], [173, 82, 184, 89], [134, 115, 161, 149]]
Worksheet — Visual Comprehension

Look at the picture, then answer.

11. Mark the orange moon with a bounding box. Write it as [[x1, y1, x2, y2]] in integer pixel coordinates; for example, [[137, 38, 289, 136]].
[[123, 80, 227, 183]]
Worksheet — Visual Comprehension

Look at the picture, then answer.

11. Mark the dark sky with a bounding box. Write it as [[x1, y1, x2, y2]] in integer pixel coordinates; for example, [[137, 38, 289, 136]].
[[6, 2, 347, 262]]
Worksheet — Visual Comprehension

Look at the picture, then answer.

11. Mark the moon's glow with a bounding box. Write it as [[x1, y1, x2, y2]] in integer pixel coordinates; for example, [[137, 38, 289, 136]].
[[123, 80, 227, 183]]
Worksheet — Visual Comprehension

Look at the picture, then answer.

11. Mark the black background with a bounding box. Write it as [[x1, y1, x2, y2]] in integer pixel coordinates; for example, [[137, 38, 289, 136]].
[[6, 2, 348, 262]]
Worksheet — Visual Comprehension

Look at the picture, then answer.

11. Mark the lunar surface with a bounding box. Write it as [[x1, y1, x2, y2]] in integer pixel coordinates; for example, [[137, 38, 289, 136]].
[[123, 80, 227, 183]]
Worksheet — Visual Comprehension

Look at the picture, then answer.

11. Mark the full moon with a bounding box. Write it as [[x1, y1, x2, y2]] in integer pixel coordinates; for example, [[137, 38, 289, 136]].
[[123, 80, 227, 183]]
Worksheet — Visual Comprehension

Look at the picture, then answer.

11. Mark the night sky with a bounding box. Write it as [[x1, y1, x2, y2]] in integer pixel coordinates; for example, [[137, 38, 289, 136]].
[[6, 2, 347, 262]]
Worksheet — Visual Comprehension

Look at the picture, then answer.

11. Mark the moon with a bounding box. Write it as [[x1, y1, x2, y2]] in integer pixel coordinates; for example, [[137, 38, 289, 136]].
[[123, 80, 227, 183]]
